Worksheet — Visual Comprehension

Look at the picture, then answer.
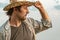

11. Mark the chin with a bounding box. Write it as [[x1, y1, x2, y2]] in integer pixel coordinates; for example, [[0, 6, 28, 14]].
[[18, 16, 26, 21], [21, 17, 26, 21]]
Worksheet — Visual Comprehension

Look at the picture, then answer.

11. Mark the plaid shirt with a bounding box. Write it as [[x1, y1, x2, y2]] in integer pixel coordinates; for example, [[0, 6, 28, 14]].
[[0, 18, 52, 40]]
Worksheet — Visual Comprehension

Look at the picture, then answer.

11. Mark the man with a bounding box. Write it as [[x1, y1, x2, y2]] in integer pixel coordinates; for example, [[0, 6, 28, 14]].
[[0, 0, 52, 40]]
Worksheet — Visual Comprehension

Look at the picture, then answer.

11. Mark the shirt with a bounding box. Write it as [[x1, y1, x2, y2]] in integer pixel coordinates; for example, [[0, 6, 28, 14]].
[[11, 22, 34, 40], [0, 18, 52, 40]]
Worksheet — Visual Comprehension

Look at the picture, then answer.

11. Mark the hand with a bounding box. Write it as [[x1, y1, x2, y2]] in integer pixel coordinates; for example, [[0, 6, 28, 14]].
[[34, 1, 44, 10]]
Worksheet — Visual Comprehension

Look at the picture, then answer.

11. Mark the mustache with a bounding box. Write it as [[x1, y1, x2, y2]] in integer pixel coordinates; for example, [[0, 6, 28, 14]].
[[25, 12, 29, 16]]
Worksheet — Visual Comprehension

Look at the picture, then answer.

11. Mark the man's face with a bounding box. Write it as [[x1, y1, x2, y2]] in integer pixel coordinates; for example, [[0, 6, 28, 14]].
[[16, 5, 29, 21]]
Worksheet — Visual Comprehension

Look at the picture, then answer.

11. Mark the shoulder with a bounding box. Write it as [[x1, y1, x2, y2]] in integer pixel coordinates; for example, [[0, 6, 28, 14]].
[[0, 20, 8, 32], [25, 18, 35, 23]]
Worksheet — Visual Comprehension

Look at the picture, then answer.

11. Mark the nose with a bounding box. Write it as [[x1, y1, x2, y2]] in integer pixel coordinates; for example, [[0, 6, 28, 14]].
[[27, 11, 29, 14], [26, 9, 29, 14]]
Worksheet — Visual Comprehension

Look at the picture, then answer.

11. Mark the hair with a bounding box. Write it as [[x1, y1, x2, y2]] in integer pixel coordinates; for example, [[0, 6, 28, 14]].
[[6, 6, 21, 16]]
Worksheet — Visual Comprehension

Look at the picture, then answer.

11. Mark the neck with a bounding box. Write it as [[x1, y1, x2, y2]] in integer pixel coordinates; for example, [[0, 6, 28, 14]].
[[9, 15, 21, 27]]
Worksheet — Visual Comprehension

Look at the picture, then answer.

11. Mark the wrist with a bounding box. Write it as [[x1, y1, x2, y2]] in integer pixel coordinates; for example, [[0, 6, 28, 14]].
[[38, 8, 45, 13], [38, 7, 45, 11]]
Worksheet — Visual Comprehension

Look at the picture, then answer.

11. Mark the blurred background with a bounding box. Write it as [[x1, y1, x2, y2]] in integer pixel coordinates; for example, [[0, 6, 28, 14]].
[[0, 0, 60, 40]]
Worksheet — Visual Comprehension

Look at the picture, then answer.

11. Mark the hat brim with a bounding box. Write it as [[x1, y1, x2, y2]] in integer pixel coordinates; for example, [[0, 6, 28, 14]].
[[3, 1, 34, 11]]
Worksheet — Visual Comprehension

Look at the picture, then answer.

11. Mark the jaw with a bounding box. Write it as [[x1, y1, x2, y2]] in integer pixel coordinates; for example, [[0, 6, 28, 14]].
[[17, 15, 26, 21]]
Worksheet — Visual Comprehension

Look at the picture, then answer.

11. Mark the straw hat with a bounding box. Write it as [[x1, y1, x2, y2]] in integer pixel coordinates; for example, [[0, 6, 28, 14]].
[[3, 0, 35, 11]]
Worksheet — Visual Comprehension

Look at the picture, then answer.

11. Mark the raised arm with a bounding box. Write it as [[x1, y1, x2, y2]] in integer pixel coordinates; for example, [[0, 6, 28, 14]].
[[30, 1, 52, 34], [34, 1, 50, 21]]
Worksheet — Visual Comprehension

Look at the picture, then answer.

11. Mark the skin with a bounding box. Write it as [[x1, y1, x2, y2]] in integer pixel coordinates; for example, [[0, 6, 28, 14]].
[[10, 1, 50, 27], [10, 5, 29, 27], [34, 1, 50, 20], [15, 5, 29, 20]]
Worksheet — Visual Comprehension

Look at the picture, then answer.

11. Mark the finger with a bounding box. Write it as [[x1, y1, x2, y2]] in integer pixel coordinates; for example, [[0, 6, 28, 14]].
[[35, 1, 42, 5], [35, 1, 41, 5], [35, 1, 40, 3]]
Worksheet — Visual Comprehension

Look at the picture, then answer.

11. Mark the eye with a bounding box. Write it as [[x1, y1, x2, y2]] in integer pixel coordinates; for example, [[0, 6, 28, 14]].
[[24, 7, 27, 9]]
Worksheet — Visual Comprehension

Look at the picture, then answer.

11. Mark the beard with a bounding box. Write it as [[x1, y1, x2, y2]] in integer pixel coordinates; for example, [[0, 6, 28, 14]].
[[16, 12, 28, 21], [17, 15, 26, 21]]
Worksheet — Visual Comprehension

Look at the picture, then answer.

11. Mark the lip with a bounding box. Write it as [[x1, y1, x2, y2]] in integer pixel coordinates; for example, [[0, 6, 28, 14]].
[[25, 13, 28, 16], [25, 14, 27, 16]]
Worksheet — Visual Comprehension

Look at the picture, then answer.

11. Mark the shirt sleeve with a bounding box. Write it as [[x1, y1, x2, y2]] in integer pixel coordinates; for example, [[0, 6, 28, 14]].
[[0, 33, 2, 40], [0, 26, 3, 40], [28, 18, 52, 34]]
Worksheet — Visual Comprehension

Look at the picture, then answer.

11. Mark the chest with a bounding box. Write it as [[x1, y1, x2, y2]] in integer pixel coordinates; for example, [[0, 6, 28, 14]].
[[4, 21, 35, 40], [10, 23, 34, 40]]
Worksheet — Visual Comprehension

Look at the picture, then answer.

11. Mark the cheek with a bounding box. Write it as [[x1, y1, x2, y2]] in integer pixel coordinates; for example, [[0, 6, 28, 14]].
[[20, 7, 27, 13], [19, 13, 26, 17]]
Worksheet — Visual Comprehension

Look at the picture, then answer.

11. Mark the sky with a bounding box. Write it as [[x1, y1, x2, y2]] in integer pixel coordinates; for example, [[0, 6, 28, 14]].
[[0, 0, 9, 3], [0, 0, 60, 40]]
